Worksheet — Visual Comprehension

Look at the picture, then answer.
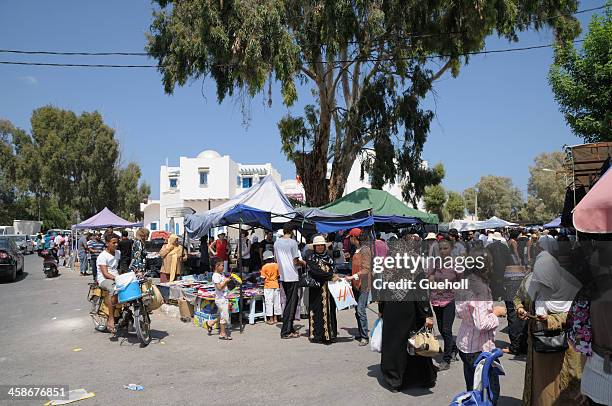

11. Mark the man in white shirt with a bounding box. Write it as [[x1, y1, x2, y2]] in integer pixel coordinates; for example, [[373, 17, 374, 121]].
[[274, 225, 306, 339], [96, 234, 121, 335], [538, 230, 559, 257]]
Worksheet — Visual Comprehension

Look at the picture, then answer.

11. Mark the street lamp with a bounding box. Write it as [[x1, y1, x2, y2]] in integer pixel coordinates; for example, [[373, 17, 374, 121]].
[[540, 168, 568, 186], [474, 187, 479, 220]]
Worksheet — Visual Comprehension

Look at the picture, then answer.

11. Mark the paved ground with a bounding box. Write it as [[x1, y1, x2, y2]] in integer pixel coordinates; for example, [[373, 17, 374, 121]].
[[0, 255, 526, 405]]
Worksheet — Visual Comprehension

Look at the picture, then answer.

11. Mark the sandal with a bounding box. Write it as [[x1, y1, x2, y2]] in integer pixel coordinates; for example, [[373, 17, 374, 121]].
[[206, 321, 214, 336], [219, 336, 233, 341]]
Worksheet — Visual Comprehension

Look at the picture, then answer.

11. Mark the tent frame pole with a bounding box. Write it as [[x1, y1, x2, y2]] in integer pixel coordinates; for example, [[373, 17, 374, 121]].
[[238, 220, 244, 333]]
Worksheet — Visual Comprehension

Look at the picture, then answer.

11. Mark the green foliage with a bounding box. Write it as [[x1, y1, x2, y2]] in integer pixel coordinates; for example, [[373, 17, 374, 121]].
[[549, 7, 612, 142], [527, 152, 566, 219], [423, 184, 446, 221], [0, 107, 150, 229], [463, 187, 478, 218], [519, 196, 552, 224], [147, 0, 579, 206], [464, 176, 523, 221], [116, 163, 151, 221], [445, 191, 466, 221]]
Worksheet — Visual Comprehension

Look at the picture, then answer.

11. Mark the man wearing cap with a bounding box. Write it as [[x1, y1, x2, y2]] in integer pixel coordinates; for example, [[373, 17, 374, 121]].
[[211, 232, 229, 272], [348, 228, 372, 346], [274, 225, 306, 339]]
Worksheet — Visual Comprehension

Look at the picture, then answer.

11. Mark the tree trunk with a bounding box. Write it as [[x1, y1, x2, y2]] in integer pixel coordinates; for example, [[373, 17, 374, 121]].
[[328, 149, 356, 202]]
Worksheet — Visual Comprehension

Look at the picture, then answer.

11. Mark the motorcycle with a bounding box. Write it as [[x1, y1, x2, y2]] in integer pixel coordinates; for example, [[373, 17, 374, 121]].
[[38, 249, 59, 278], [87, 272, 153, 346]]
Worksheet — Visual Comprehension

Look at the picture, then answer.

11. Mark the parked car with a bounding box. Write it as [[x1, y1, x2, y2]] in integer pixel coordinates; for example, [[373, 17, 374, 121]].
[[0, 236, 25, 281], [5, 234, 34, 255]]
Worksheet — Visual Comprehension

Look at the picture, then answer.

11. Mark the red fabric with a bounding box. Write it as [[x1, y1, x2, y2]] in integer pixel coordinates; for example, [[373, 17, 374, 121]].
[[215, 239, 229, 260]]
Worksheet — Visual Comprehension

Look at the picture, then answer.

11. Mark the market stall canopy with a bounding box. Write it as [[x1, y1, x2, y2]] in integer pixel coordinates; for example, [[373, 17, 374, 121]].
[[184, 175, 294, 238], [277, 207, 373, 234], [448, 216, 517, 232], [74, 207, 142, 229], [573, 168, 612, 234], [543, 216, 562, 229], [321, 188, 438, 224], [218, 204, 273, 230], [479, 216, 518, 229]]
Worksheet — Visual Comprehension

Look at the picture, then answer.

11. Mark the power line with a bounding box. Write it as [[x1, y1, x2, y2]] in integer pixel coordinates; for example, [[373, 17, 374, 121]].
[[0, 4, 606, 57], [0, 61, 154, 68], [0, 50, 148, 56], [0, 40, 585, 68]]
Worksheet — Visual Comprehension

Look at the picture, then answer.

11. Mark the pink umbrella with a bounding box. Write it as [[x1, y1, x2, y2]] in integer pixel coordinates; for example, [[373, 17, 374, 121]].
[[573, 169, 612, 233]]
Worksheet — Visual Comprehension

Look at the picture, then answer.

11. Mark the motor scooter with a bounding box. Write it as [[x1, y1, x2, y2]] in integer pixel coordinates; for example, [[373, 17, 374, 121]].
[[87, 273, 153, 346], [38, 249, 59, 278]]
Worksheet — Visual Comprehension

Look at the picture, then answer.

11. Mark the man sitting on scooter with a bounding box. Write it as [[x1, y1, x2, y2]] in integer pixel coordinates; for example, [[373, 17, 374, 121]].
[[96, 234, 121, 336]]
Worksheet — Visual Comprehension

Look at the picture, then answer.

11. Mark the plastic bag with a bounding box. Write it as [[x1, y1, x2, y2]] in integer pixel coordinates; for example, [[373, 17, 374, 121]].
[[370, 318, 383, 352], [115, 271, 136, 292], [327, 279, 357, 310]]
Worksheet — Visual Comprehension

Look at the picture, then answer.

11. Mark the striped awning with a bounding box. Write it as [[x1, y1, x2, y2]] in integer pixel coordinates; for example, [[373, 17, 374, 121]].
[[239, 167, 268, 176]]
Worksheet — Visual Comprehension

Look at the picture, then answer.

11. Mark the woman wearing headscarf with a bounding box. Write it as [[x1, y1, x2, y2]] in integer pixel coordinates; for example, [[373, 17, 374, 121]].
[[516, 240, 584, 406], [378, 237, 437, 391], [159, 234, 187, 282], [129, 228, 150, 274], [306, 235, 339, 344]]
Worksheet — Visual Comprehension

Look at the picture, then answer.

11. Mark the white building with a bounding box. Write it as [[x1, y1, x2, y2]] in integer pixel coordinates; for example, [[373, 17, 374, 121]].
[[328, 149, 427, 210], [141, 150, 281, 235]]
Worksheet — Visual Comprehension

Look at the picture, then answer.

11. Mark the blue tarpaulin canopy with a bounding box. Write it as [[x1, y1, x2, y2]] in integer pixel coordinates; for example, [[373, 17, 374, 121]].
[[543, 216, 561, 229], [219, 204, 273, 230], [373, 215, 421, 227], [315, 216, 375, 233]]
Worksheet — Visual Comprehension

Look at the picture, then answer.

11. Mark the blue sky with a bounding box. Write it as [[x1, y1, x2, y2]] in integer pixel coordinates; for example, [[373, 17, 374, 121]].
[[0, 1, 602, 200]]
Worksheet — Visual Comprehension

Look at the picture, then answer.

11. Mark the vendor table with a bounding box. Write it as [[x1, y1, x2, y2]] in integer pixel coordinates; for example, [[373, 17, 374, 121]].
[[157, 277, 266, 325]]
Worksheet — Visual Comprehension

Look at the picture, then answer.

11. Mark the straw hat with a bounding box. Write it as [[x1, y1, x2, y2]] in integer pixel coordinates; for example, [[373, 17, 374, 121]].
[[262, 250, 274, 261], [424, 232, 437, 240], [491, 231, 506, 242], [307, 235, 332, 250]]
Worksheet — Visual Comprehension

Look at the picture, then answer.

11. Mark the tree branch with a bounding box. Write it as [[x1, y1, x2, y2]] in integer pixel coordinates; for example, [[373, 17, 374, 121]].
[[431, 59, 453, 82], [300, 66, 316, 81]]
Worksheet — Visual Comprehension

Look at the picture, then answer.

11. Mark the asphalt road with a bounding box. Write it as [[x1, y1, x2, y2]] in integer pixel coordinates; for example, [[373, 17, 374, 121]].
[[0, 254, 526, 406]]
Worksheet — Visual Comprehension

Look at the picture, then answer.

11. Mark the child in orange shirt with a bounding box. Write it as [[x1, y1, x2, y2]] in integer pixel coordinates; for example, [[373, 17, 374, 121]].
[[260, 250, 281, 325]]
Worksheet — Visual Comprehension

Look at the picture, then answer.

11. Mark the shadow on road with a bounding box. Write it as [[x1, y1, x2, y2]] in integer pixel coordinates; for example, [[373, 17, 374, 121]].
[[366, 364, 434, 396], [119, 329, 170, 347], [498, 395, 522, 405], [0, 271, 30, 284]]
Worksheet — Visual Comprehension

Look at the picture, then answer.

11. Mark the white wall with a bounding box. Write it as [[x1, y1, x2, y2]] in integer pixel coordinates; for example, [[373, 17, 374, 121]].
[[141, 201, 160, 231], [179, 155, 234, 200], [341, 150, 427, 211], [155, 150, 284, 235]]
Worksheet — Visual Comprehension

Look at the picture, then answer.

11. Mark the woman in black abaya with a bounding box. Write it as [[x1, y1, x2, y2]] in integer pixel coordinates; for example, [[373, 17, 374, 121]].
[[306, 235, 339, 344], [378, 237, 437, 391]]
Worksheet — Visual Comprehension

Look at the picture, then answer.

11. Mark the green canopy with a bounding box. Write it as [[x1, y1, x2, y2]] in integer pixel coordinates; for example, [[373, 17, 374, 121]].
[[321, 187, 439, 224]]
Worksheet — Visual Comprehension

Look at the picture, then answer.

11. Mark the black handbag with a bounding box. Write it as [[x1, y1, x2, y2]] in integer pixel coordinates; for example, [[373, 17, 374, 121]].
[[532, 329, 568, 353], [298, 268, 320, 288]]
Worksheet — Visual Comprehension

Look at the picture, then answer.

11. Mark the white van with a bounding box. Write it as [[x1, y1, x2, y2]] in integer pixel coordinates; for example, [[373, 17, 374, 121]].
[[0, 226, 16, 235]]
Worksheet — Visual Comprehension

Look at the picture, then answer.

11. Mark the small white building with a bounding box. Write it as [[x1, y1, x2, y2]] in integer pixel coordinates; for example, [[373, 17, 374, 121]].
[[328, 149, 427, 210], [141, 150, 281, 235]]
